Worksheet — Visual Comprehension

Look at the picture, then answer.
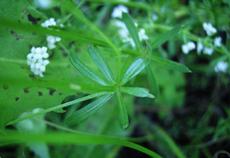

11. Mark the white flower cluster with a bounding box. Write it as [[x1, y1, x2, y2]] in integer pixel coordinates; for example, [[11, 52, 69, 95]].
[[214, 61, 228, 73], [41, 18, 56, 28], [46, 35, 61, 49], [203, 22, 217, 36], [112, 5, 128, 18], [181, 42, 196, 54], [112, 6, 149, 48], [41, 18, 61, 49], [27, 47, 49, 77], [182, 22, 222, 55]]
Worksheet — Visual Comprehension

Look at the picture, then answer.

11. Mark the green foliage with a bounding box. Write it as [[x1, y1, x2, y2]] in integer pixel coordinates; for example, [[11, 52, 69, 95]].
[[0, 0, 229, 158]]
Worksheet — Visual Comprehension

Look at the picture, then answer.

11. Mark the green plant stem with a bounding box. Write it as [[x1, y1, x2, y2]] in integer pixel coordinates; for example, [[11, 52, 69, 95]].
[[6, 92, 107, 126], [150, 23, 230, 57]]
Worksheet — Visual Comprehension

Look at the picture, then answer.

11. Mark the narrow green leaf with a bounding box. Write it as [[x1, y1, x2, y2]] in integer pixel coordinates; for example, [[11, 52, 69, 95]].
[[88, 46, 114, 83], [146, 65, 159, 97], [116, 91, 129, 129], [7, 92, 107, 126], [0, 17, 107, 46], [70, 52, 107, 86], [122, 13, 141, 49], [121, 58, 146, 84], [150, 55, 191, 73], [151, 25, 182, 49], [0, 131, 162, 158], [65, 94, 113, 126], [121, 87, 154, 98]]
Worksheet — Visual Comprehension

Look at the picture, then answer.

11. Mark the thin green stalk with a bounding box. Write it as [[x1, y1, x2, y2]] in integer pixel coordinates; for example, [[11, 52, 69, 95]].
[[6, 92, 107, 126]]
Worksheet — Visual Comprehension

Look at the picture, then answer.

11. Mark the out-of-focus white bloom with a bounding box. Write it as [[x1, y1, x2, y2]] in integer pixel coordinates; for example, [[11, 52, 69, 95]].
[[34, 0, 52, 9], [138, 28, 149, 41], [214, 36, 222, 47], [41, 18, 56, 28], [203, 47, 214, 55], [113, 20, 148, 47], [47, 35, 61, 49], [214, 61, 228, 73], [197, 42, 204, 54], [41, 18, 61, 49], [152, 13, 158, 21], [27, 47, 50, 77], [112, 5, 128, 18], [181, 41, 196, 54], [202, 22, 217, 36]]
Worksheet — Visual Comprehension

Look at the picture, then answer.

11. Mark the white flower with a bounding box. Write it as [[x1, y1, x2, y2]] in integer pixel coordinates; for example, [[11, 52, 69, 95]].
[[27, 46, 49, 77], [112, 5, 128, 18], [138, 28, 149, 41], [197, 42, 204, 54], [214, 36, 222, 47], [181, 41, 195, 54], [203, 47, 214, 55], [34, 0, 52, 9], [47, 35, 61, 49], [214, 61, 228, 73], [41, 18, 56, 28], [41, 18, 62, 49], [202, 22, 217, 36]]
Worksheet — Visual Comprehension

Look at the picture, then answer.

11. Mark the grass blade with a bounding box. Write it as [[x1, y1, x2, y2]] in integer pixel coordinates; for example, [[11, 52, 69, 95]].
[[70, 52, 107, 86], [121, 87, 154, 98], [88, 46, 114, 83], [0, 131, 162, 158], [65, 94, 113, 126], [121, 58, 146, 84], [116, 91, 129, 129], [122, 13, 141, 49]]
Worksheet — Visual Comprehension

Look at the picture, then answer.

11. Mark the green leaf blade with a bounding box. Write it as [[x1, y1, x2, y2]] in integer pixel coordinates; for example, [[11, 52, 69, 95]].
[[65, 94, 113, 126], [0, 131, 162, 158], [150, 55, 191, 73], [146, 65, 159, 97], [122, 13, 141, 49], [88, 46, 114, 83], [121, 58, 146, 84], [116, 91, 129, 129], [70, 52, 108, 86], [121, 87, 155, 98]]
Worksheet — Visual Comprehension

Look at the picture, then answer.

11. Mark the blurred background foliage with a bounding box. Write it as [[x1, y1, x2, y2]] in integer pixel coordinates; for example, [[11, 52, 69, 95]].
[[0, 0, 230, 158]]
